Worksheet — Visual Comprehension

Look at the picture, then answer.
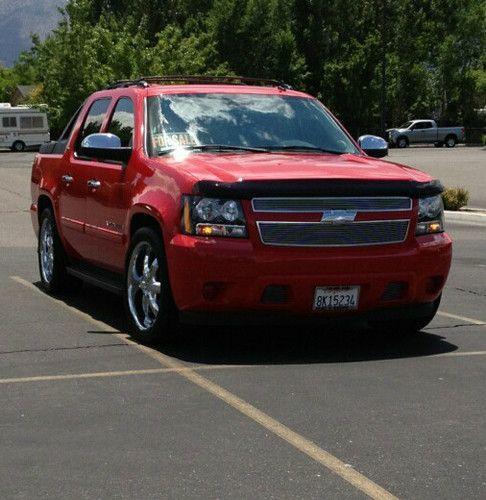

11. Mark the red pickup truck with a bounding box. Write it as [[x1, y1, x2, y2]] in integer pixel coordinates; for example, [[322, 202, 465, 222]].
[[30, 76, 452, 343]]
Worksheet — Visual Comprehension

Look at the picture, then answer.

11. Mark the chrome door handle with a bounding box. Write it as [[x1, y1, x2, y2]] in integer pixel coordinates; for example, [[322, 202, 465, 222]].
[[87, 179, 101, 189], [62, 174, 73, 184]]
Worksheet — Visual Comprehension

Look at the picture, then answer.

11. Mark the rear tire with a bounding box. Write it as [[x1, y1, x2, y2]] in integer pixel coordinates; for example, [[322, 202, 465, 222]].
[[445, 135, 457, 147], [38, 208, 82, 293], [12, 141, 26, 152], [125, 227, 177, 344], [370, 295, 441, 334]]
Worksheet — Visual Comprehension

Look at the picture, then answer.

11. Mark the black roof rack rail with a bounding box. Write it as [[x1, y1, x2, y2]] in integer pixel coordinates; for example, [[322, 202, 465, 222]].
[[105, 75, 292, 90], [105, 79, 149, 89]]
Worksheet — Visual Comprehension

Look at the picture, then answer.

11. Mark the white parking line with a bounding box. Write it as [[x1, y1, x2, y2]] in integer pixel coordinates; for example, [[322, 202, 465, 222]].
[[436, 351, 486, 357], [438, 311, 486, 326], [10, 275, 397, 500]]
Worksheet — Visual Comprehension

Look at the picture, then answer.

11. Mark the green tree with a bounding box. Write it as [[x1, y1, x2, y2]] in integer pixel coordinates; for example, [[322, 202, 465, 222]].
[[210, 0, 306, 85], [2, 0, 485, 137]]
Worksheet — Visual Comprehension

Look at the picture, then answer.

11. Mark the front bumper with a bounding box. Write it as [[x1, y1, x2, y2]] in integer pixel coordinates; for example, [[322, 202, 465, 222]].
[[166, 232, 452, 319]]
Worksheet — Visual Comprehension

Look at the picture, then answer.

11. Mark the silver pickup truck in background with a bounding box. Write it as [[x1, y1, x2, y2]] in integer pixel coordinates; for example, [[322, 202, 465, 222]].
[[387, 119, 465, 148]]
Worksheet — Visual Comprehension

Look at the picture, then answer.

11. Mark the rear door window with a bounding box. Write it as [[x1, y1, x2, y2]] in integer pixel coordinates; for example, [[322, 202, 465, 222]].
[[58, 105, 83, 142]]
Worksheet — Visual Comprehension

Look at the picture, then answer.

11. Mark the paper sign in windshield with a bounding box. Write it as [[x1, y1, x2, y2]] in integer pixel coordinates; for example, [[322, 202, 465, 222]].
[[152, 132, 197, 149]]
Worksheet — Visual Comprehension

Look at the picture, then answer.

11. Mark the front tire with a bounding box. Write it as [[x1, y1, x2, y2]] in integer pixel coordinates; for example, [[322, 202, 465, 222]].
[[125, 227, 177, 344], [370, 295, 441, 334], [38, 208, 81, 293], [396, 136, 408, 148], [12, 140, 26, 152]]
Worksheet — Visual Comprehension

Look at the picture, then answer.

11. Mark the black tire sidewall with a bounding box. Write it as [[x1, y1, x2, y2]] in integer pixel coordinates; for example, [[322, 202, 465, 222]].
[[12, 141, 25, 152], [445, 136, 456, 147], [124, 227, 177, 343], [397, 137, 408, 148]]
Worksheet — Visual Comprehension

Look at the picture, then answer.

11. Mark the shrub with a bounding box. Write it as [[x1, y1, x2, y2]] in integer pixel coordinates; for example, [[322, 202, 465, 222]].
[[441, 187, 470, 211]]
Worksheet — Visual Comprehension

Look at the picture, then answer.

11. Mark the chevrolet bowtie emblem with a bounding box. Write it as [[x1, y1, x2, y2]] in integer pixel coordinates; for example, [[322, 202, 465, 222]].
[[320, 210, 357, 224]]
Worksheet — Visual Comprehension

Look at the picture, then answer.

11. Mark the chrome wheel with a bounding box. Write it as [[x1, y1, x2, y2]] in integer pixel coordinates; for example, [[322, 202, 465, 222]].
[[40, 217, 55, 284], [127, 241, 162, 331]]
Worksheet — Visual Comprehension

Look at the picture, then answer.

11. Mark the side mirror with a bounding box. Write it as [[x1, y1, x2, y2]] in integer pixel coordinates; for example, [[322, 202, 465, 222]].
[[357, 135, 388, 158], [79, 133, 132, 164]]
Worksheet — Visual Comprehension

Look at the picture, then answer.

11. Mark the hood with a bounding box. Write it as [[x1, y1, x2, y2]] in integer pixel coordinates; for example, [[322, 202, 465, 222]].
[[160, 151, 432, 184]]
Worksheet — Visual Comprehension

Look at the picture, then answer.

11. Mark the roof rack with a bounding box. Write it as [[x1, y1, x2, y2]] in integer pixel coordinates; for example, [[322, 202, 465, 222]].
[[105, 79, 149, 89], [105, 75, 293, 90]]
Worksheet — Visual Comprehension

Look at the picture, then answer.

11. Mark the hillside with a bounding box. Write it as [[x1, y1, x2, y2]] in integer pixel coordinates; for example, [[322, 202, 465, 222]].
[[0, 0, 67, 66]]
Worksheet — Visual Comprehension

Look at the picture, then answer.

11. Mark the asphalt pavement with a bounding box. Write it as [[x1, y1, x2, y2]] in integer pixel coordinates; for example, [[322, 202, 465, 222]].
[[0, 150, 485, 499], [387, 146, 486, 209]]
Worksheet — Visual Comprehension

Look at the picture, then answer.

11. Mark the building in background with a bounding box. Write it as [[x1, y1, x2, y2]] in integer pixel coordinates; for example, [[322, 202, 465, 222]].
[[10, 85, 38, 106]]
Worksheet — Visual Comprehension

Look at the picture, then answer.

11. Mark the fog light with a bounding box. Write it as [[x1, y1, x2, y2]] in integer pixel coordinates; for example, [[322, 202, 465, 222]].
[[261, 285, 289, 304], [202, 282, 219, 300], [381, 281, 407, 301], [425, 276, 444, 294]]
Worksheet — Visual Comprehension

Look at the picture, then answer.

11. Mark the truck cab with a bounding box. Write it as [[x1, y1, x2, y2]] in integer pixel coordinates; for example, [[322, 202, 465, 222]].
[[403, 120, 438, 144]]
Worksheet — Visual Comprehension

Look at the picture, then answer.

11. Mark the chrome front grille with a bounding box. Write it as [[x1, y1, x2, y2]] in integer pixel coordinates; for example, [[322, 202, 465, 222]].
[[252, 196, 412, 247], [252, 197, 412, 212], [257, 220, 410, 247]]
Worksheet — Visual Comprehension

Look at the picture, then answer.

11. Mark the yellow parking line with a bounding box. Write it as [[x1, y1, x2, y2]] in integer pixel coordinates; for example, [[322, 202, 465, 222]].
[[11, 275, 397, 500], [438, 311, 486, 326], [0, 365, 247, 385], [132, 340, 397, 500], [0, 368, 172, 384]]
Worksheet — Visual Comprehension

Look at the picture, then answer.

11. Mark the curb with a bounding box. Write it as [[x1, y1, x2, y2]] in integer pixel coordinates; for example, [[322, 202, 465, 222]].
[[445, 209, 486, 225]]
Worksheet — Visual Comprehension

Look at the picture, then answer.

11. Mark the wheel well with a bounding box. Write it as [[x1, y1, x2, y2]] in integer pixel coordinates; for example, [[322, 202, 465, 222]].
[[37, 195, 54, 223], [397, 135, 409, 144], [130, 213, 162, 239], [445, 134, 457, 140]]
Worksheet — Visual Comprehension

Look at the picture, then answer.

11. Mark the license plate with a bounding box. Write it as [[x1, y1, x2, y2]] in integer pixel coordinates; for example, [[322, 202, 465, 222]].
[[313, 286, 360, 310]]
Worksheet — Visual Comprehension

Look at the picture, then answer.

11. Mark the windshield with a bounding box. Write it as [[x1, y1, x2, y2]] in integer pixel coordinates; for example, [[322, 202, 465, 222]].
[[399, 121, 413, 129], [146, 93, 359, 157]]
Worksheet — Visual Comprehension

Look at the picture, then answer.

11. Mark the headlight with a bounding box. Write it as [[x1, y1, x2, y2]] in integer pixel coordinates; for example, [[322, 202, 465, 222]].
[[182, 196, 247, 238], [195, 198, 221, 221], [416, 195, 444, 235]]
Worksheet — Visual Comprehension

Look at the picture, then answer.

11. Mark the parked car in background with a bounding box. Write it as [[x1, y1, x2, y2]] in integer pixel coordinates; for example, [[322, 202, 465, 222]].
[[387, 119, 465, 148], [0, 103, 50, 151]]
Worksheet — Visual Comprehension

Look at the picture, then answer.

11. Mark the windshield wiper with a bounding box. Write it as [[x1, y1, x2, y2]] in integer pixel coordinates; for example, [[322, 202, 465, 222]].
[[265, 145, 345, 154], [158, 144, 347, 156], [158, 144, 269, 155]]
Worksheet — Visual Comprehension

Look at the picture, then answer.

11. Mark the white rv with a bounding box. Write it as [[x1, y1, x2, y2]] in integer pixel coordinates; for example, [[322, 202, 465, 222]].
[[0, 103, 50, 151]]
